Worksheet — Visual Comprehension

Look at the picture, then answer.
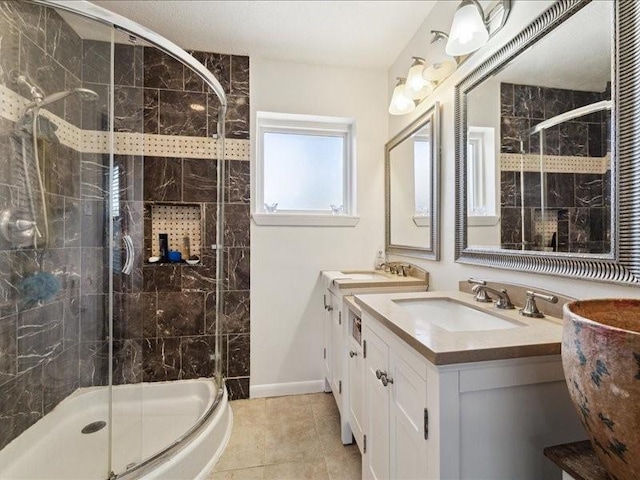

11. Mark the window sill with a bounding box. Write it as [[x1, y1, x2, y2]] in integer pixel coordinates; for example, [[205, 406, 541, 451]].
[[252, 213, 360, 227], [468, 215, 500, 226], [412, 216, 431, 227]]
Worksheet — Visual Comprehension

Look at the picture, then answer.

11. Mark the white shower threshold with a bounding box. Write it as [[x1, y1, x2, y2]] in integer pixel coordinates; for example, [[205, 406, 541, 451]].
[[0, 379, 232, 480]]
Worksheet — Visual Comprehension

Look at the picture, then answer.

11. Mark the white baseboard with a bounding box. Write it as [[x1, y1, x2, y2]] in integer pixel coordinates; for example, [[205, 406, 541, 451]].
[[249, 380, 325, 398]]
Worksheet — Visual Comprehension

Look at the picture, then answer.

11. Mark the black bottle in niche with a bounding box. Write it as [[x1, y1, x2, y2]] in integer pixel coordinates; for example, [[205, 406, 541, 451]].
[[159, 233, 169, 261]]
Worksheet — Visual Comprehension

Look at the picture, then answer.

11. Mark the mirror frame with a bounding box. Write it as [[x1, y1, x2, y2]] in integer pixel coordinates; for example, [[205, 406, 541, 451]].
[[452, 0, 640, 285], [386, 102, 440, 260]]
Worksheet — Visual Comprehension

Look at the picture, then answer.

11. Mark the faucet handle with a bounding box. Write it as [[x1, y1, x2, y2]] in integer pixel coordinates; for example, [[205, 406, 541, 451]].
[[520, 290, 558, 318], [470, 280, 492, 303], [400, 264, 411, 277]]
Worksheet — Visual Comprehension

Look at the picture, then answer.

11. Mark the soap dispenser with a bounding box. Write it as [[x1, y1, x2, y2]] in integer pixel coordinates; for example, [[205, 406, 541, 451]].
[[375, 250, 385, 270]]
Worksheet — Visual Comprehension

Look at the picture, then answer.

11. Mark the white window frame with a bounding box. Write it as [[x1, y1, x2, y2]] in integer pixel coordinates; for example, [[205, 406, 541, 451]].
[[467, 126, 499, 226], [412, 133, 431, 227], [253, 111, 359, 227]]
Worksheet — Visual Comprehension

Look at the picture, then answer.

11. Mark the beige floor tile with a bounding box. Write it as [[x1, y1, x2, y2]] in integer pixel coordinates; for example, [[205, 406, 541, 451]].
[[263, 458, 329, 480], [265, 395, 314, 424], [264, 419, 323, 464], [266, 394, 312, 411], [232, 398, 266, 427], [324, 451, 362, 480], [214, 425, 266, 472], [314, 413, 341, 436], [299, 392, 329, 404], [213, 393, 361, 478], [267, 411, 317, 436], [209, 466, 265, 480], [319, 431, 359, 456], [310, 394, 340, 418]]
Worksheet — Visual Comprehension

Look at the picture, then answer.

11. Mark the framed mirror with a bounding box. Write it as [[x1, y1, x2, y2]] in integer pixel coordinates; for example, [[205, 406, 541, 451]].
[[454, 0, 640, 285], [386, 102, 440, 260]]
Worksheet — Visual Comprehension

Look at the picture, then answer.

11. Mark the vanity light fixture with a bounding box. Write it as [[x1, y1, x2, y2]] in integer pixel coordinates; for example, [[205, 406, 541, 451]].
[[390, 1, 510, 116], [388, 77, 416, 115], [446, 0, 512, 57]]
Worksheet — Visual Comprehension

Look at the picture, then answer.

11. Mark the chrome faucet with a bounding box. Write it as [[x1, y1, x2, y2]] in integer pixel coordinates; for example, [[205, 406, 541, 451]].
[[520, 290, 558, 318], [471, 285, 515, 309], [468, 278, 492, 302]]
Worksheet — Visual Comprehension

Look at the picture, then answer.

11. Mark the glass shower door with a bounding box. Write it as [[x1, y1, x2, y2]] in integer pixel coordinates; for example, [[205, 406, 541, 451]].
[[0, 3, 114, 479], [108, 27, 146, 475]]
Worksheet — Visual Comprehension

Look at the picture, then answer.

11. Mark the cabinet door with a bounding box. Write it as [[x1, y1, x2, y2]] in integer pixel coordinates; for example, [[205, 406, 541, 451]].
[[389, 350, 428, 480], [363, 328, 390, 480], [330, 292, 343, 407], [323, 291, 332, 390], [348, 337, 364, 451]]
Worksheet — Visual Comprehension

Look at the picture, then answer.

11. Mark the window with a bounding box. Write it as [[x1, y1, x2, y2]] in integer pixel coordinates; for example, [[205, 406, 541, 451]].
[[413, 135, 431, 217], [467, 126, 498, 226], [254, 112, 358, 226]]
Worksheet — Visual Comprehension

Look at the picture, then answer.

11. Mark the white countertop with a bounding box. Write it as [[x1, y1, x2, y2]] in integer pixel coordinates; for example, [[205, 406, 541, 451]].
[[355, 290, 564, 365]]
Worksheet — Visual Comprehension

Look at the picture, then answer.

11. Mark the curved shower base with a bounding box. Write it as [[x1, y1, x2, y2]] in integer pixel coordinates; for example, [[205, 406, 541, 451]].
[[0, 379, 232, 479]]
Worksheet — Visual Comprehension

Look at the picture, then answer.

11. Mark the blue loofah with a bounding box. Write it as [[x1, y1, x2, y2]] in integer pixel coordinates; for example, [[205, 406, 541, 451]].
[[19, 272, 60, 306]]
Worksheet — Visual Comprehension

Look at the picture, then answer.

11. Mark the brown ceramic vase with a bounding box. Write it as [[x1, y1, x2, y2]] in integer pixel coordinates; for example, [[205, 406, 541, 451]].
[[562, 299, 640, 480]]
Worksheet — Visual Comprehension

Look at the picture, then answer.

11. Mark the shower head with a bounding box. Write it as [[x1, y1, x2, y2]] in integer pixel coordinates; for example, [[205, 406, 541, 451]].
[[26, 88, 99, 110]]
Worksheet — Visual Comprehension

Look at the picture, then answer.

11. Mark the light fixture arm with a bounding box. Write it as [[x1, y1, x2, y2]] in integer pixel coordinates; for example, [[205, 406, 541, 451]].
[[458, 0, 511, 33], [486, 0, 511, 32], [430, 30, 449, 43]]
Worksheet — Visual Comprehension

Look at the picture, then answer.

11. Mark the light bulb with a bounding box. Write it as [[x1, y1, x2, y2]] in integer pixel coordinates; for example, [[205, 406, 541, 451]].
[[446, 0, 489, 57], [388, 78, 416, 115], [405, 57, 433, 100], [423, 60, 457, 82]]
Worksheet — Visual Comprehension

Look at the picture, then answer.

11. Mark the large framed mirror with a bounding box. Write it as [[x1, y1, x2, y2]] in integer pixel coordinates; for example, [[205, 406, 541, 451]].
[[386, 102, 440, 260], [454, 0, 640, 285]]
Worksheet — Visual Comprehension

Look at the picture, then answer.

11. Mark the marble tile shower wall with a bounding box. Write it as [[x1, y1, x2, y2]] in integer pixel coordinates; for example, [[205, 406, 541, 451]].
[[0, 1, 250, 451], [499, 82, 610, 253], [79, 39, 251, 400], [0, 2, 85, 450]]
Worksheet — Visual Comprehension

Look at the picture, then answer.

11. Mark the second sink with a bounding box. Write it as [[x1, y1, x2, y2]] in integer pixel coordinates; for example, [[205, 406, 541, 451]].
[[394, 298, 526, 332]]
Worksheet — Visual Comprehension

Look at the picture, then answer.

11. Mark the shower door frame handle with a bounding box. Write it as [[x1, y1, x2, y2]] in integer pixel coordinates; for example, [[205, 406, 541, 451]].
[[122, 234, 134, 275]]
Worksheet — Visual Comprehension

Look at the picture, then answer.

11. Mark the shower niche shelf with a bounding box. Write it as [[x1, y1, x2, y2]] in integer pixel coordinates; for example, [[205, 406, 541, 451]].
[[145, 202, 203, 265]]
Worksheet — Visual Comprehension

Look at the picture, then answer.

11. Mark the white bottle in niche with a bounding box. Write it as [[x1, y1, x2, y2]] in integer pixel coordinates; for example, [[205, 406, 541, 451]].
[[375, 250, 385, 270]]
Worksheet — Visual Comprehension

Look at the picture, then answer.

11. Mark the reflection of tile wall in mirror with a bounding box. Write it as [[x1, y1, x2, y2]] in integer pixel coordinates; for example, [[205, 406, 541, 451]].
[[464, 0, 613, 255], [497, 82, 611, 254]]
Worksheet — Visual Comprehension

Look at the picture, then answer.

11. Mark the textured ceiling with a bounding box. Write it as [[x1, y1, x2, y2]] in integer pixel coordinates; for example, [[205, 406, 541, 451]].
[[88, 1, 437, 69]]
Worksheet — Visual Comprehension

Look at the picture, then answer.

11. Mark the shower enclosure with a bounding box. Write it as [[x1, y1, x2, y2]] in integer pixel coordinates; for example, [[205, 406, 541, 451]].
[[0, 1, 230, 478], [523, 99, 612, 253], [495, 81, 612, 254]]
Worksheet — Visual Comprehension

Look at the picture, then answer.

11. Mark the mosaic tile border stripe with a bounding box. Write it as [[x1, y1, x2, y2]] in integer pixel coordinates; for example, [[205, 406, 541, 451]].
[[500, 152, 610, 174], [0, 84, 250, 160]]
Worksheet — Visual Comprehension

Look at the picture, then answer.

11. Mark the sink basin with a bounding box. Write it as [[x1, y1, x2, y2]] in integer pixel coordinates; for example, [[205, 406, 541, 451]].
[[338, 272, 388, 280], [563, 299, 640, 480], [394, 298, 524, 332]]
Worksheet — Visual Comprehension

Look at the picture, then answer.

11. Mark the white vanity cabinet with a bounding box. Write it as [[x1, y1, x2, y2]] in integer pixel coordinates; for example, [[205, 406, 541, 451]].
[[346, 305, 364, 452], [363, 320, 428, 480], [322, 291, 334, 391], [320, 271, 428, 447], [359, 295, 586, 480], [329, 292, 343, 408]]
